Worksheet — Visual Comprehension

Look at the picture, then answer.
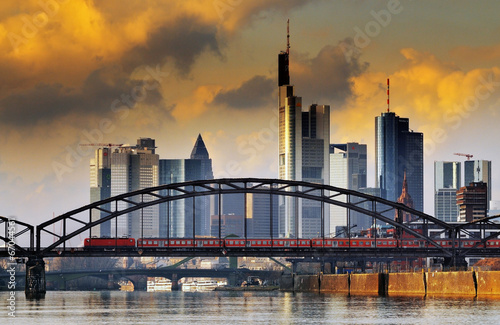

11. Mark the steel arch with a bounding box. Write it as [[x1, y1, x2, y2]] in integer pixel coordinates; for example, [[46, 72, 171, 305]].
[[0, 216, 34, 254], [36, 178, 456, 256]]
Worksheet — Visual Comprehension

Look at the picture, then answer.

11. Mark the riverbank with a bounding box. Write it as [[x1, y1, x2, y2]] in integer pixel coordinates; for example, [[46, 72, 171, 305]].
[[280, 270, 500, 298]]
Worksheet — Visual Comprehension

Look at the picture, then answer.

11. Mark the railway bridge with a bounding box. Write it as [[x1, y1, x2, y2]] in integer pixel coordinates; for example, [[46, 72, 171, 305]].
[[1, 178, 500, 298]]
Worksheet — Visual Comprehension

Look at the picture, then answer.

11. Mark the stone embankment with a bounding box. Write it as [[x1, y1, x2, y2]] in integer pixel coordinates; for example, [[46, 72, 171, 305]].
[[280, 271, 500, 298]]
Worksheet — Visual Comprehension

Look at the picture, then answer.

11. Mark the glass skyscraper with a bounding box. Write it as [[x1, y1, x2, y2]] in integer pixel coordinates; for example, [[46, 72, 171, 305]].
[[159, 134, 213, 238], [375, 112, 423, 212], [329, 143, 367, 233], [90, 147, 111, 237], [278, 39, 330, 238]]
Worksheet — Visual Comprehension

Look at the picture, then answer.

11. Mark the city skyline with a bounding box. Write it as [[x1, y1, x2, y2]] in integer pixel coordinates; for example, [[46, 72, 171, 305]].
[[1, 1, 500, 226]]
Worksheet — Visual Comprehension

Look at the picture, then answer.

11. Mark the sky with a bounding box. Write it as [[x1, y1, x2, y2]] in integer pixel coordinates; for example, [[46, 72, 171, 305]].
[[1, 0, 500, 230]]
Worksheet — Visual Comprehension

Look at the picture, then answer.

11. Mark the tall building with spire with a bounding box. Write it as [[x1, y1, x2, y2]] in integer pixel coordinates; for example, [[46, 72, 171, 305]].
[[375, 95, 423, 212], [278, 20, 330, 238], [159, 134, 213, 237]]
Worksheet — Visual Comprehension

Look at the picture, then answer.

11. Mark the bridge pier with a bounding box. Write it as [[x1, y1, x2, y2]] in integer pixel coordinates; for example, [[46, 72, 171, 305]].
[[171, 274, 179, 291], [25, 256, 46, 299]]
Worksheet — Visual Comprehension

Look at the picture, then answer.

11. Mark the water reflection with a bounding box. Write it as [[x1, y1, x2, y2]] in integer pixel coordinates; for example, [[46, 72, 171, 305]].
[[3, 291, 500, 324]]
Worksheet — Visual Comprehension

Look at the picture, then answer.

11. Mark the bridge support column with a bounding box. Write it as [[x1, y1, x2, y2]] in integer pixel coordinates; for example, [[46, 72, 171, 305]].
[[25, 256, 46, 299], [171, 274, 179, 291], [108, 274, 114, 290]]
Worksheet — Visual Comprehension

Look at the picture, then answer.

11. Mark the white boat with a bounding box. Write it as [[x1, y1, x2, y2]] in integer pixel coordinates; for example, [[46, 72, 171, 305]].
[[182, 279, 218, 292], [147, 277, 172, 292]]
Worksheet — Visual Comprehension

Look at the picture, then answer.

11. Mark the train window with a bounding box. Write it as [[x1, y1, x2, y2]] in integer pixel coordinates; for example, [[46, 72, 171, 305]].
[[154, 241, 157, 245], [326, 241, 331, 245], [252, 241, 256, 245], [388, 241, 393, 245], [138, 240, 141, 245], [339, 241, 344, 245], [352, 241, 357, 246], [148, 241, 152, 245], [291, 241, 296, 245], [257, 241, 261, 245], [365, 241, 369, 246]]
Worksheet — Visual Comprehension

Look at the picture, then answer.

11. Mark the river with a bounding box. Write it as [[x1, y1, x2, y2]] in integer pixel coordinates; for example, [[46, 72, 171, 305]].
[[2, 291, 500, 324]]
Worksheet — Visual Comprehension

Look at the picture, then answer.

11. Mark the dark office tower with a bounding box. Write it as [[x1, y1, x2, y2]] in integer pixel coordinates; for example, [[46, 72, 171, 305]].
[[159, 134, 213, 238], [137, 137, 156, 154], [278, 19, 290, 87], [375, 112, 423, 212]]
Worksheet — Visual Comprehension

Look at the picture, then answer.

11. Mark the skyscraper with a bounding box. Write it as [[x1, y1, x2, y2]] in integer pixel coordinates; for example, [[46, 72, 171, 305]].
[[110, 139, 159, 238], [464, 160, 492, 207], [90, 147, 111, 237], [329, 143, 367, 233], [375, 111, 423, 212], [278, 21, 330, 238], [159, 134, 213, 238], [434, 161, 461, 222]]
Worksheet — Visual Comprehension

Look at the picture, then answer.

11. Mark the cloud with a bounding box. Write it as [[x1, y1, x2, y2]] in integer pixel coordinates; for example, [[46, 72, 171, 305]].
[[450, 44, 500, 63], [212, 75, 274, 109], [120, 15, 221, 75], [0, 65, 164, 127], [292, 38, 369, 107]]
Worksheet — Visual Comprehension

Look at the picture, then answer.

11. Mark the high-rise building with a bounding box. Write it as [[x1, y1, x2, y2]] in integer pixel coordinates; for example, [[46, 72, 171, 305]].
[[464, 160, 491, 207], [277, 23, 330, 238], [329, 143, 367, 233], [456, 182, 488, 222], [375, 111, 423, 212], [434, 161, 461, 222], [159, 134, 213, 238], [90, 148, 111, 237], [110, 139, 159, 238]]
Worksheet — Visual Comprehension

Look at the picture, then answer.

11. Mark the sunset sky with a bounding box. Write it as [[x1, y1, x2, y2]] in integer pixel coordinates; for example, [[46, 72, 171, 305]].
[[1, 0, 500, 227]]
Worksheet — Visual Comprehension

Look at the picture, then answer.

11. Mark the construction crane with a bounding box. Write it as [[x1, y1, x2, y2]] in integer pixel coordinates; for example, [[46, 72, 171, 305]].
[[454, 153, 473, 160]]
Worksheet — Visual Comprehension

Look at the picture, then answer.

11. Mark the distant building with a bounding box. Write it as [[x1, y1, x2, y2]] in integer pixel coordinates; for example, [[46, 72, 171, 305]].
[[464, 160, 491, 208], [329, 143, 368, 233], [159, 134, 213, 238], [375, 112, 423, 212], [90, 147, 111, 237], [434, 161, 461, 222], [456, 182, 488, 222], [110, 138, 159, 238]]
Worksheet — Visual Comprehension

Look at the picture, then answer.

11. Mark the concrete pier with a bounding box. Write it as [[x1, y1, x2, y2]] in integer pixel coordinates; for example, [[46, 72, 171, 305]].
[[25, 257, 46, 299]]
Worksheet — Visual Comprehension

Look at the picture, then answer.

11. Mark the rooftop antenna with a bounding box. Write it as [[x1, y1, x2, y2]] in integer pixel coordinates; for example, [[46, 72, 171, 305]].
[[286, 18, 290, 55], [387, 78, 390, 113]]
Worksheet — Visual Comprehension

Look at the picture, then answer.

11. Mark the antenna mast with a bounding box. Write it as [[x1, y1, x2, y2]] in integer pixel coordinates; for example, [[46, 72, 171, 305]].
[[387, 78, 390, 113], [286, 19, 290, 55]]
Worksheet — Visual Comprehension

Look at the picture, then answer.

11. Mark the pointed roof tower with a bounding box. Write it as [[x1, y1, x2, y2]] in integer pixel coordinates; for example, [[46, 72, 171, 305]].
[[396, 170, 414, 222], [190, 134, 210, 159]]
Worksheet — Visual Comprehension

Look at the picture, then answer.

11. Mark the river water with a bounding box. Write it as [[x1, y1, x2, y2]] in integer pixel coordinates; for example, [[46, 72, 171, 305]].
[[2, 290, 500, 324]]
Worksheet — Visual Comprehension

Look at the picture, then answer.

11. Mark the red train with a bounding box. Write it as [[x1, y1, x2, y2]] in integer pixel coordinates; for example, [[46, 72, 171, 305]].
[[83, 237, 500, 250]]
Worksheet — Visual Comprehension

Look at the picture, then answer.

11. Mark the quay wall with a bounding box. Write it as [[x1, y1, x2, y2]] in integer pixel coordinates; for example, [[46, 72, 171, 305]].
[[387, 272, 426, 296], [281, 271, 500, 298]]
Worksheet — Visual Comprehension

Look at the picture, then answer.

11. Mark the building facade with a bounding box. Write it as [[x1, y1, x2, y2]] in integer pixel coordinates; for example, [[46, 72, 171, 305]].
[[464, 160, 492, 208], [110, 138, 159, 239], [278, 42, 330, 238], [434, 161, 461, 222], [456, 182, 488, 222], [159, 134, 213, 238], [329, 143, 368, 234], [90, 147, 112, 237], [375, 112, 423, 212]]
